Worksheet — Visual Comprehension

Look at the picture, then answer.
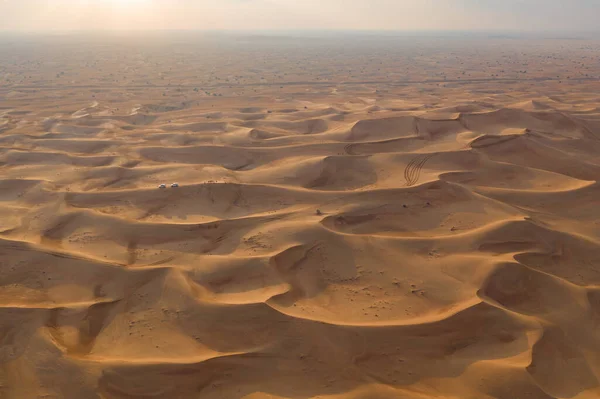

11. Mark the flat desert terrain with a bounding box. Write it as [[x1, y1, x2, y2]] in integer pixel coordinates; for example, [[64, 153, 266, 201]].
[[2, 33, 600, 399]]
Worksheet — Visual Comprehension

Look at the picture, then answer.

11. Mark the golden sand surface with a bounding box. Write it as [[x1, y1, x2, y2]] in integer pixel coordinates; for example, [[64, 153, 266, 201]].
[[2, 33, 600, 398]]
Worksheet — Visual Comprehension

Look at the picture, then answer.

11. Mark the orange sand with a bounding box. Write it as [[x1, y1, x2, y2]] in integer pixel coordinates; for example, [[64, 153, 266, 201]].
[[1, 33, 600, 398]]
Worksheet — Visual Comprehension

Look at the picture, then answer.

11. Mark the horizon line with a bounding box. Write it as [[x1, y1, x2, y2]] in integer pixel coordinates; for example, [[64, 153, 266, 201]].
[[2, 28, 600, 36]]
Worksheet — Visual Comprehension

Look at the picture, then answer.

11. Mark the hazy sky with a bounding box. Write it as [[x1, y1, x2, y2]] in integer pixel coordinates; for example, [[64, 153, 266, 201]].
[[1, 0, 599, 32]]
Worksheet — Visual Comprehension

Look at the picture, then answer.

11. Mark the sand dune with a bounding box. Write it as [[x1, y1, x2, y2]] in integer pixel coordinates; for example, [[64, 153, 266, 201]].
[[2, 34, 600, 398]]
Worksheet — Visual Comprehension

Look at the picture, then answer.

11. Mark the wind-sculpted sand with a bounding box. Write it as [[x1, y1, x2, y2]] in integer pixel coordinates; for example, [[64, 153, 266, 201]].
[[2, 33, 600, 398]]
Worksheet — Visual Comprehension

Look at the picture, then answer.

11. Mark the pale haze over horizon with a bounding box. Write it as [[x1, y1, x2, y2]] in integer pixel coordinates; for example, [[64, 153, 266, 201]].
[[1, 0, 600, 33]]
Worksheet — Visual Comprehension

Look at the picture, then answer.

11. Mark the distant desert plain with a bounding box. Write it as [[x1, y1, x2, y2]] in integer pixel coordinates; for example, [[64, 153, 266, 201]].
[[2, 32, 600, 399]]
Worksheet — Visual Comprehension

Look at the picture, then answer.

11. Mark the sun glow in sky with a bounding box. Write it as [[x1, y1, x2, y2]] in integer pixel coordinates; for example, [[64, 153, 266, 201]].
[[76, 0, 152, 9], [94, 0, 150, 5], [1, 0, 599, 32]]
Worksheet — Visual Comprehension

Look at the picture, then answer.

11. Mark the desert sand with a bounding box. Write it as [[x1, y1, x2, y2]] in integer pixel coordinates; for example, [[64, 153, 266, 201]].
[[2, 32, 600, 398]]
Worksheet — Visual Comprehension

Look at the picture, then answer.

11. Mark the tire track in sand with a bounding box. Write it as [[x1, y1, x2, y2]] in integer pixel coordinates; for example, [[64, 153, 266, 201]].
[[404, 154, 435, 186]]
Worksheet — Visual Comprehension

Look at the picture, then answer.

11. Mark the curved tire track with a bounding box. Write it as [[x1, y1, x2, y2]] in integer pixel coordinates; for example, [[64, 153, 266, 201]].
[[404, 154, 436, 187]]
